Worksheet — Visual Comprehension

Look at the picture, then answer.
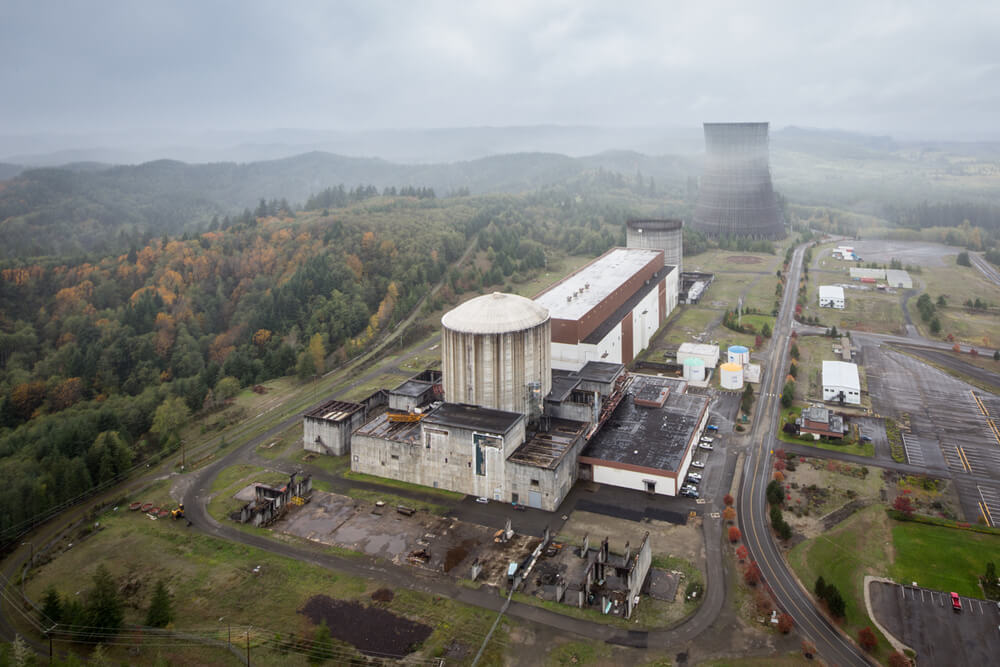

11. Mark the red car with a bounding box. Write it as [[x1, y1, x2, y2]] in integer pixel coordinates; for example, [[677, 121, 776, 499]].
[[951, 592, 962, 612]]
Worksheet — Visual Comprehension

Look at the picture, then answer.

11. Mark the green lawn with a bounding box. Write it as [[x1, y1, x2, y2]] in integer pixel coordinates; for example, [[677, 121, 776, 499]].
[[890, 521, 1000, 597], [788, 505, 893, 658]]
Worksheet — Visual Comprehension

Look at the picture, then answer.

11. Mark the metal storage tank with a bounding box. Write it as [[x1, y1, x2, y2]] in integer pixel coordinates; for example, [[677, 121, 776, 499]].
[[682, 356, 706, 383], [626, 219, 683, 277], [727, 345, 750, 366], [719, 362, 744, 390], [441, 292, 551, 414], [691, 122, 786, 240]]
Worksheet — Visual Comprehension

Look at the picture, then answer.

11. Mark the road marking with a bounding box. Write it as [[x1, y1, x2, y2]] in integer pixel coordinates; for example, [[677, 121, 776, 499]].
[[958, 446, 972, 473]]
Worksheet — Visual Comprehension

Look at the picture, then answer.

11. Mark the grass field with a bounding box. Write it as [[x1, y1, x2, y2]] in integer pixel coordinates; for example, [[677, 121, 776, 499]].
[[343, 470, 465, 500], [208, 464, 290, 521], [889, 521, 1000, 597], [788, 505, 893, 658]]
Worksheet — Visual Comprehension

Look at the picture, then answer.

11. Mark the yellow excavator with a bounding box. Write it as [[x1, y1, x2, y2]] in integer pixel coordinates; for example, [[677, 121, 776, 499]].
[[170, 503, 185, 520]]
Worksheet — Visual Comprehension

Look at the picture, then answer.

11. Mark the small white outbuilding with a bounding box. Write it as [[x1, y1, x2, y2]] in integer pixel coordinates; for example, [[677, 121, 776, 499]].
[[819, 285, 845, 309], [822, 360, 861, 405]]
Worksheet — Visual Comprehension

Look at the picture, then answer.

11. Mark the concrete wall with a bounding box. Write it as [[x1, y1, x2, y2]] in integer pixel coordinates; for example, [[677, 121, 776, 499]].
[[819, 296, 845, 309], [303, 411, 366, 456], [442, 323, 551, 414], [506, 457, 575, 512], [550, 323, 623, 371], [630, 286, 662, 360], [351, 418, 525, 500]]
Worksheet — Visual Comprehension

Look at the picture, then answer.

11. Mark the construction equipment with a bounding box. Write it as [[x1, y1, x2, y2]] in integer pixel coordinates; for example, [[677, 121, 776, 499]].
[[170, 503, 185, 520], [387, 410, 425, 423]]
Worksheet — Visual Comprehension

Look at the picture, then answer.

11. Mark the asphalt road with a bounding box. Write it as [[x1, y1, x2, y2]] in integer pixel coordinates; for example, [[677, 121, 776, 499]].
[[970, 252, 1000, 289], [738, 243, 872, 666]]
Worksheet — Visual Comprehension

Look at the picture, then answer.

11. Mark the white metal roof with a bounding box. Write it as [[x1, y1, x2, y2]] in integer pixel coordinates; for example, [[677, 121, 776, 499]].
[[534, 248, 661, 321], [677, 343, 720, 358], [819, 285, 844, 300], [849, 267, 886, 280], [885, 269, 912, 287], [441, 292, 549, 334], [822, 361, 860, 391]]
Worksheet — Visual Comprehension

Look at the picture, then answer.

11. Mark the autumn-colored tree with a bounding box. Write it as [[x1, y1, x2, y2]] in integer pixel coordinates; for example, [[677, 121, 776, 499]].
[[858, 627, 878, 651], [953, 343, 961, 353], [893, 495, 915, 518], [735, 545, 749, 562], [777, 613, 794, 634], [801, 640, 817, 659], [773, 470, 785, 482], [774, 459, 786, 472], [728, 526, 742, 543], [10, 381, 47, 421], [744, 561, 761, 586], [723, 506, 737, 523], [252, 329, 272, 346], [888, 651, 910, 667], [723, 493, 734, 506], [308, 334, 326, 376], [49, 377, 84, 411], [970, 348, 978, 357]]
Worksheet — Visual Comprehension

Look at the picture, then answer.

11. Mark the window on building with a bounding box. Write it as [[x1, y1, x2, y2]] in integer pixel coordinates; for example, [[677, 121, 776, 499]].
[[530, 479, 540, 487], [391, 454, 399, 460]]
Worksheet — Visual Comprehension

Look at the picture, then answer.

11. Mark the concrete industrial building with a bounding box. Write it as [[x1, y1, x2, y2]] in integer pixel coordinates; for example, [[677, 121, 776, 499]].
[[441, 292, 551, 415], [579, 375, 709, 497], [303, 399, 366, 456], [676, 343, 720, 369], [534, 248, 676, 372], [850, 268, 886, 281], [822, 360, 861, 405], [691, 122, 786, 240], [625, 219, 683, 292], [819, 285, 845, 309], [342, 287, 711, 508]]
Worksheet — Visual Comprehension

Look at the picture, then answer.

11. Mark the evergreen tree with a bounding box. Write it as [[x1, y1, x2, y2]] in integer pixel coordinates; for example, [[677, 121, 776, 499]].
[[308, 621, 335, 664], [40, 585, 62, 625], [84, 565, 123, 639], [145, 579, 173, 628]]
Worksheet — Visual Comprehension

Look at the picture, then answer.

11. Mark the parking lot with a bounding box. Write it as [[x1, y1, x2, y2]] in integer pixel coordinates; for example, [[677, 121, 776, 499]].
[[862, 342, 1000, 525], [870, 581, 1000, 665]]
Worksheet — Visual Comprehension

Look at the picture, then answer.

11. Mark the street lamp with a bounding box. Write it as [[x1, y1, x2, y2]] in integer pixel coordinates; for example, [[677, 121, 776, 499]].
[[21, 542, 33, 569]]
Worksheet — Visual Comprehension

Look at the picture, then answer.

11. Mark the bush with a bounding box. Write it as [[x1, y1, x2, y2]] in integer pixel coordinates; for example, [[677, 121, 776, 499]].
[[744, 561, 761, 586], [777, 613, 794, 634], [728, 525, 742, 542], [766, 480, 784, 506], [957, 251, 971, 267], [858, 627, 878, 651]]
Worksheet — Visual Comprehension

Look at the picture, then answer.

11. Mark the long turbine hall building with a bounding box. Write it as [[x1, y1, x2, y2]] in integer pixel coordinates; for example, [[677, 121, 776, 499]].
[[691, 122, 786, 240], [533, 247, 677, 372]]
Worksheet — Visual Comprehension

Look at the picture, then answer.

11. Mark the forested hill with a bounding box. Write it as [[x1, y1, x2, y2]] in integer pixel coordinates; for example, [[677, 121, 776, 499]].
[[0, 151, 694, 258]]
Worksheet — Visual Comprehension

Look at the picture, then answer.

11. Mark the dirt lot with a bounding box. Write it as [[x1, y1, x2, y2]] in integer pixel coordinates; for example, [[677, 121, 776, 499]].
[[277, 490, 539, 587], [300, 594, 432, 657], [778, 455, 884, 539]]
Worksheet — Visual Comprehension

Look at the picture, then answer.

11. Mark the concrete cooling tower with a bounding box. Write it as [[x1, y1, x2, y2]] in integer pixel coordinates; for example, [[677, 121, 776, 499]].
[[441, 292, 551, 415], [692, 122, 785, 240]]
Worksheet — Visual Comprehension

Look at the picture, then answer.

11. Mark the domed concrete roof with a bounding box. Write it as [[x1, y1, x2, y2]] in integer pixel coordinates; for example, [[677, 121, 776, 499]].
[[441, 292, 549, 334]]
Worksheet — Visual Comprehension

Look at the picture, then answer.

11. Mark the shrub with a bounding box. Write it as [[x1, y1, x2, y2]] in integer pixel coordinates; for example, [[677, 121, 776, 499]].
[[777, 613, 794, 634], [744, 561, 761, 586], [858, 627, 878, 651], [723, 493, 734, 506], [728, 526, 742, 542]]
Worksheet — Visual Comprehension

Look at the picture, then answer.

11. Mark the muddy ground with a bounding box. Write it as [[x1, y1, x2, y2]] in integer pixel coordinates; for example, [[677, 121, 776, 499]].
[[299, 594, 432, 657]]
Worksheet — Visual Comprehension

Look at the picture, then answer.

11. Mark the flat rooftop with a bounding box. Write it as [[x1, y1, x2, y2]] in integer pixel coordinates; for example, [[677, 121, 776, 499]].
[[390, 379, 435, 397], [534, 248, 662, 321], [547, 375, 582, 403], [581, 376, 708, 473], [304, 399, 364, 422], [423, 402, 523, 435], [581, 266, 673, 345], [508, 418, 588, 470], [576, 361, 625, 384], [354, 411, 423, 444]]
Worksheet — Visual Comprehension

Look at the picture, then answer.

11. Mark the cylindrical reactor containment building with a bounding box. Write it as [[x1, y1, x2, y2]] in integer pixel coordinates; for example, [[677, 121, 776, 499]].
[[626, 219, 683, 277], [719, 362, 744, 390], [441, 292, 551, 414], [692, 122, 785, 240]]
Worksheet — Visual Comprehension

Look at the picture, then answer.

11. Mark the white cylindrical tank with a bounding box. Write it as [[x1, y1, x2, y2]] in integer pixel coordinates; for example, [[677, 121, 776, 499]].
[[683, 356, 706, 382], [728, 345, 750, 366], [441, 292, 551, 414], [719, 362, 744, 390]]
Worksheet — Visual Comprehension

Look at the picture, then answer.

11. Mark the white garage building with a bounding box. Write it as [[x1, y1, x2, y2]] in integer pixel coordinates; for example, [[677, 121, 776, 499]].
[[819, 285, 845, 309], [822, 360, 861, 405]]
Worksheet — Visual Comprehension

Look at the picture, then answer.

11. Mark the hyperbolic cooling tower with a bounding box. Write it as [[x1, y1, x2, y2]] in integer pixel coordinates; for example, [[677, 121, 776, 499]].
[[692, 122, 785, 240], [440, 292, 551, 415]]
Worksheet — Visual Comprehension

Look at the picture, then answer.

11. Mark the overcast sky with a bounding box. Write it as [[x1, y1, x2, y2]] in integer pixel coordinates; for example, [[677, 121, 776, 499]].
[[2, 1, 998, 141]]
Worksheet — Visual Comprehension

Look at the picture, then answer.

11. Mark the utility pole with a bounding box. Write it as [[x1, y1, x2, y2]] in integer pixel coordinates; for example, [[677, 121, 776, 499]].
[[22, 542, 33, 569], [246, 626, 250, 666]]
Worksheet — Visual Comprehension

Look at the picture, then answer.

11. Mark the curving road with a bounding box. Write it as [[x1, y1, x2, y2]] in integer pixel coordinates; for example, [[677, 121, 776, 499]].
[[738, 243, 871, 666]]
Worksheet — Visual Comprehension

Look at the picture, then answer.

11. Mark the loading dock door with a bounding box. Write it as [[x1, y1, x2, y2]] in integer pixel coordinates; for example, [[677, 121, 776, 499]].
[[528, 490, 542, 509]]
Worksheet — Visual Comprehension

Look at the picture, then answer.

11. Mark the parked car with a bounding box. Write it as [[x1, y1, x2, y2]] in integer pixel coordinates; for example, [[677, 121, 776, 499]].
[[681, 488, 699, 499], [476, 496, 489, 504], [690, 460, 705, 469], [699, 443, 714, 451], [686, 475, 701, 485], [687, 472, 703, 481], [700, 436, 714, 443], [706, 424, 719, 431], [951, 592, 962, 612], [861, 434, 873, 442]]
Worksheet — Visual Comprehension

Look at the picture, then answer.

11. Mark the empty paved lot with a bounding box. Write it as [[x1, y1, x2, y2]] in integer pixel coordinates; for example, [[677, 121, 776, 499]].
[[870, 581, 1000, 665]]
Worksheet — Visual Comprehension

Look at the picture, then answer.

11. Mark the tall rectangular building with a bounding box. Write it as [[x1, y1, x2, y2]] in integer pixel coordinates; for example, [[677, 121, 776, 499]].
[[534, 248, 676, 371]]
